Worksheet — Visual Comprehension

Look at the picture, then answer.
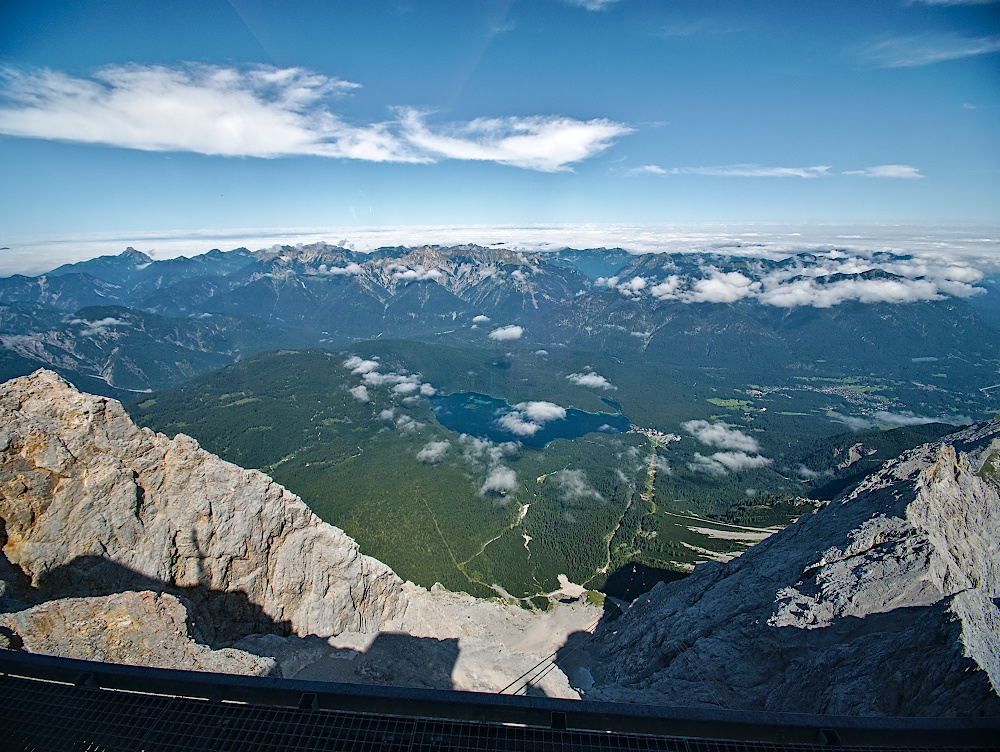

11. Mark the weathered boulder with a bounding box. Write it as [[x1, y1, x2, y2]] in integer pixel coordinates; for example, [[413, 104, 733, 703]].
[[0, 369, 407, 643], [582, 420, 1000, 716]]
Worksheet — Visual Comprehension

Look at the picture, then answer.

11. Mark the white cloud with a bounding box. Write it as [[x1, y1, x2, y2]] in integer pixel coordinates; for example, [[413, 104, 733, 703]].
[[349, 385, 370, 402], [567, 372, 616, 390], [480, 466, 518, 495], [398, 108, 630, 172], [830, 413, 875, 431], [710, 451, 773, 471], [473, 315, 491, 323], [862, 33, 1000, 68], [393, 265, 443, 281], [795, 464, 821, 480], [669, 165, 831, 178], [682, 420, 761, 452], [392, 379, 421, 395], [319, 262, 363, 275], [498, 412, 544, 436], [416, 440, 450, 464], [758, 276, 945, 308], [378, 408, 396, 421], [394, 414, 423, 432], [459, 434, 520, 467], [0, 65, 412, 160], [74, 316, 128, 336], [843, 164, 924, 179], [551, 469, 604, 502], [650, 275, 682, 299], [688, 270, 760, 303], [0, 65, 629, 171], [874, 410, 973, 427], [344, 356, 380, 374], [620, 276, 647, 292], [688, 451, 772, 475], [517, 401, 567, 422], [687, 453, 729, 476], [497, 400, 567, 437], [489, 324, 524, 340]]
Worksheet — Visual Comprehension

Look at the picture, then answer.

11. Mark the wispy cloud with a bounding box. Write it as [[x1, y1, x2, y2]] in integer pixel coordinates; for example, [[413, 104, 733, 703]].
[[562, 0, 623, 10], [842, 164, 924, 179], [668, 164, 831, 178], [398, 108, 629, 172], [624, 164, 667, 176], [0, 65, 629, 171], [861, 33, 1000, 68], [682, 420, 761, 452], [551, 469, 604, 502]]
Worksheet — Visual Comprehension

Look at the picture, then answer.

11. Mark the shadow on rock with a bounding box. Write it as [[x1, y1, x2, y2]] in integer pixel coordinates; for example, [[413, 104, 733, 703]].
[[280, 632, 461, 690], [601, 561, 688, 603], [32, 554, 290, 646]]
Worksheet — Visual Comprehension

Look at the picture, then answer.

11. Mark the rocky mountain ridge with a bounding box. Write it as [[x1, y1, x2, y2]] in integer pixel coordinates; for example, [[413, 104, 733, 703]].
[[2, 245, 998, 398], [576, 418, 1000, 716]]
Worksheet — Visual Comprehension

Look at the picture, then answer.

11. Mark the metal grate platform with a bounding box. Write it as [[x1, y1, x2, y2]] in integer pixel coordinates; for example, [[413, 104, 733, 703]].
[[2, 650, 997, 752]]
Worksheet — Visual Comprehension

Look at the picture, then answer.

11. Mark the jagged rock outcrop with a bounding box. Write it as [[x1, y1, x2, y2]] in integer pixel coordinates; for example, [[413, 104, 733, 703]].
[[579, 420, 1000, 716], [0, 590, 275, 675], [0, 369, 406, 643]]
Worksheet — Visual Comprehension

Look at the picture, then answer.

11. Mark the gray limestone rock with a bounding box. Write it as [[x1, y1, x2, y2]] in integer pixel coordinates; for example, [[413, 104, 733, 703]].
[[0, 369, 407, 643], [582, 420, 1000, 717]]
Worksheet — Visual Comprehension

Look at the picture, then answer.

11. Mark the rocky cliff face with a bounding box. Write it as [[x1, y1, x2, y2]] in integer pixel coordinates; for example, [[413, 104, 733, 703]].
[[0, 369, 406, 643], [579, 420, 1000, 716]]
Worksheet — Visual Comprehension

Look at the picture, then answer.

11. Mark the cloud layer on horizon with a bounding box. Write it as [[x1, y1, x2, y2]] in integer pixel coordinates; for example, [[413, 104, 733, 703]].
[[597, 249, 985, 308], [0, 65, 629, 172]]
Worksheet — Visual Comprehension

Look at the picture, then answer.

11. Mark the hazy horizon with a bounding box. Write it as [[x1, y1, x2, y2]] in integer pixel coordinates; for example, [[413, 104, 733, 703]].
[[2, 1, 998, 265]]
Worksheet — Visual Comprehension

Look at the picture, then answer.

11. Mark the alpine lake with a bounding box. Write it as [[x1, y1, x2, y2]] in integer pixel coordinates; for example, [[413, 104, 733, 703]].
[[430, 392, 631, 448]]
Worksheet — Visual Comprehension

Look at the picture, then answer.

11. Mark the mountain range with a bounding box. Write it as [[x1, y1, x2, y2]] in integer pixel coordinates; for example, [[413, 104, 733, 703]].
[[1, 244, 997, 399]]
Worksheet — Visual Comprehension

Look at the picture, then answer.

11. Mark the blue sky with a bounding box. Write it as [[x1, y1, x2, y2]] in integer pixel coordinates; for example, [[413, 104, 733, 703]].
[[0, 0, 998, 270]]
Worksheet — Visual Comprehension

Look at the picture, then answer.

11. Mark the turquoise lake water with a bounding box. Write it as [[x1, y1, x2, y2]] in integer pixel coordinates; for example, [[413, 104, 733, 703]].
[[430, 392, 631, 448]]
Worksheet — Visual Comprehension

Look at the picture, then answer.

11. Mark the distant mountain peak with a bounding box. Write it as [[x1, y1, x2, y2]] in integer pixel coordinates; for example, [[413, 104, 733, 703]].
[[121, 247, 153, 264]]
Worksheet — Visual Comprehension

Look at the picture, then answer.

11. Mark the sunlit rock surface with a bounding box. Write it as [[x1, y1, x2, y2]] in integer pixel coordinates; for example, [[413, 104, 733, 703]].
[[0, 369, 406, 640]]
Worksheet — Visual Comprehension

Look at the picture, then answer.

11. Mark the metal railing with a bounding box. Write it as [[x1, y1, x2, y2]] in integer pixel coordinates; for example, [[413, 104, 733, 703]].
[[2, 648, 997, 751]]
